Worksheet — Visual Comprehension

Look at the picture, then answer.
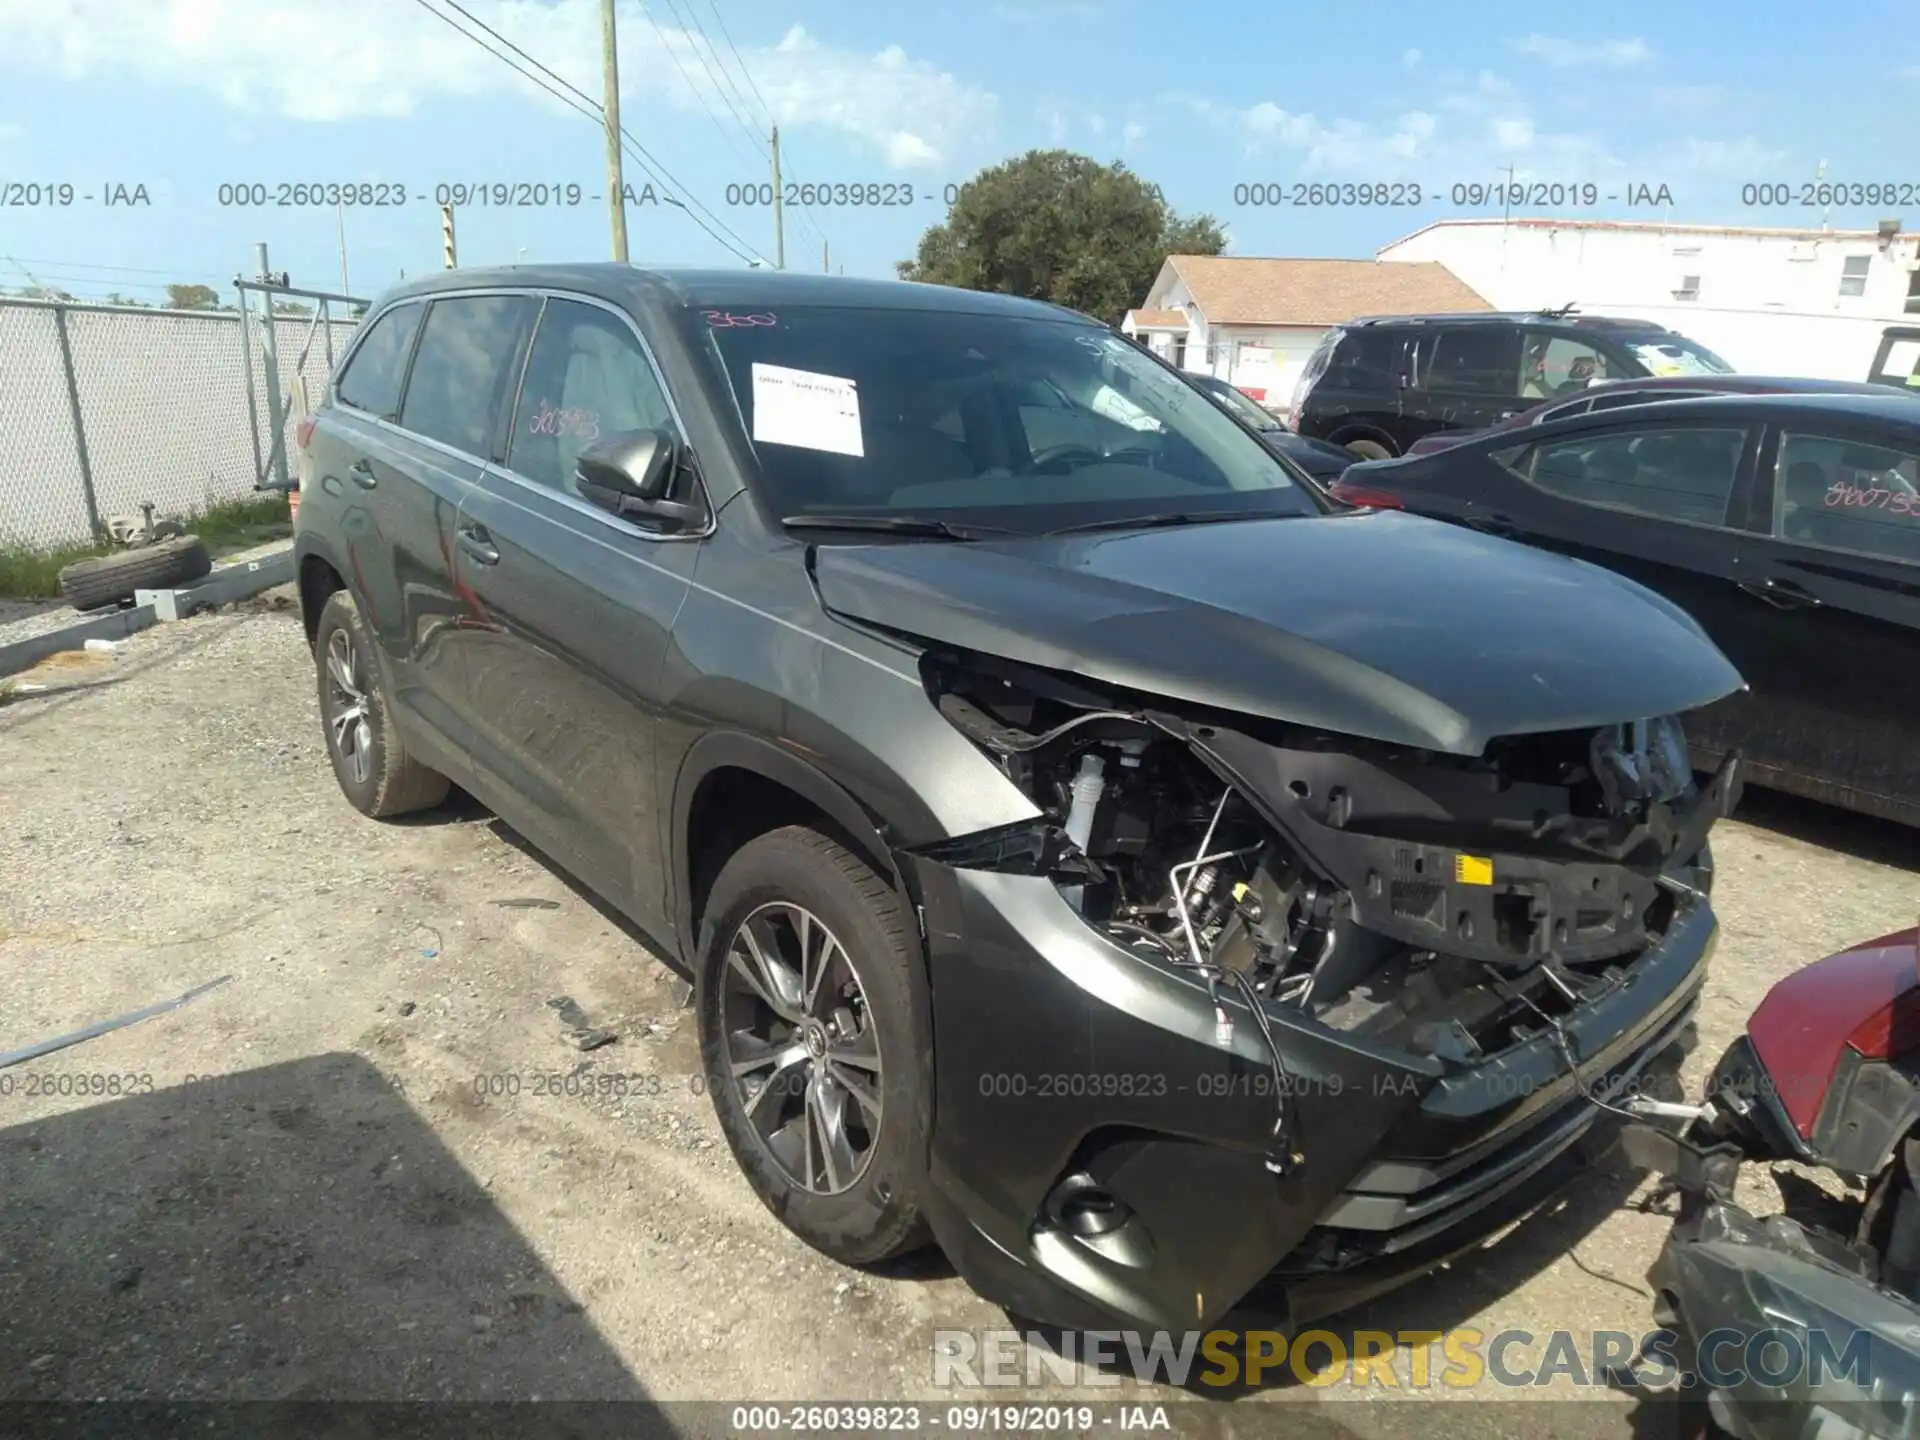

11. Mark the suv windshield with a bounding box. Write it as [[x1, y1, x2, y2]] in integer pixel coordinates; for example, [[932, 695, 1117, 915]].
[[1622, 334, 1735, 377], [687, 304, 1320, 532]]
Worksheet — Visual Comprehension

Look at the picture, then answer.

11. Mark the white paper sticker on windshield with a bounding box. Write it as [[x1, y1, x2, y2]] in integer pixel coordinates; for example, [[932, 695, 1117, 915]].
[[752, 363, 864, 457]]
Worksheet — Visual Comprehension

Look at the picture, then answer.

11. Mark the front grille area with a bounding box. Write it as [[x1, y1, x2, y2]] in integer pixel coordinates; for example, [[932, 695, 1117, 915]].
[[1274, 1000, 1695, 1274]]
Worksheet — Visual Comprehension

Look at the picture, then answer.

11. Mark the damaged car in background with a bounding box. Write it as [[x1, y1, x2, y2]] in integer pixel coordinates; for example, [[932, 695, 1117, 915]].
[[1623, 928, 1920, 1440], [294, 266, 1748, 1335]]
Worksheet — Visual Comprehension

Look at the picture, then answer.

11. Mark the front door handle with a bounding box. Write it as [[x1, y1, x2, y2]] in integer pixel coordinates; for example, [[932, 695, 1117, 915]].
[[348, 459, 378, 490], [1468, 512, 1519, 538], [457, 526, 500, 566], [1737, 577, 1821, 611]]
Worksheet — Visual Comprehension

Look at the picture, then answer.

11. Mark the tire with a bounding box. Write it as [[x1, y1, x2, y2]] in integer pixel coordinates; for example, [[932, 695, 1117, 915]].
[[312, 589, 450, 818], [697, 826, 932, 1266], [57, 535, 211, 611], [1343, 438, 1393, 462]]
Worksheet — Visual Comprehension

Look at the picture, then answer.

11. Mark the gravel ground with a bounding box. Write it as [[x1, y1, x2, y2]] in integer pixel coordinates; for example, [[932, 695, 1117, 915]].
[[0, 597, 1915, 1436]]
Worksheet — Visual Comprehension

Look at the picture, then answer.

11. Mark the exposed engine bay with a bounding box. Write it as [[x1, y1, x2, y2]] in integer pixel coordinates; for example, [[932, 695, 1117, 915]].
[[914, 647, 1739, 1070]]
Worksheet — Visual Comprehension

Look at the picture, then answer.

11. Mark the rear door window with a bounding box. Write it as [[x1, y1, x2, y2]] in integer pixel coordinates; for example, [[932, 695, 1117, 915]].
[[335, 301, 424, 419], [1325, 328, 1407, 388], [1773, 431, 1920, 563], [1526, 425, 1748, 527], [397, 295, 538, 456], [1423, 327, 1523, 397]]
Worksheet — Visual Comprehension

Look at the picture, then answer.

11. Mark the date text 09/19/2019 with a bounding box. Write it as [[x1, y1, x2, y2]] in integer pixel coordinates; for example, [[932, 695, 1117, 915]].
[[1229, 181, 1677, 209]]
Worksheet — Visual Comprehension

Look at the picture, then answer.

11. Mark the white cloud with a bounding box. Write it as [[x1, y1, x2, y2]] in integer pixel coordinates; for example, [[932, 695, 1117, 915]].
[[1402, 48, 1422, 69], [1173, 70, 1778, 195], [1122, 120, 1147, 149], [0, 1, 995, 170], [1898, 64, 1920, 80], [1035, 96, 1110, 149], [1508, 35, 1652, 68]]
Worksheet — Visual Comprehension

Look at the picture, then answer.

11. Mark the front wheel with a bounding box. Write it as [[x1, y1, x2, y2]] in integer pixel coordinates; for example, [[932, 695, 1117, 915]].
[[696, 826, 931, 1265]]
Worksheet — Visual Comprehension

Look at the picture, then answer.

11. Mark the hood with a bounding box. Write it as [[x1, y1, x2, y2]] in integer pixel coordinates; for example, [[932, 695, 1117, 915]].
[[810, 509, 1744, 756]]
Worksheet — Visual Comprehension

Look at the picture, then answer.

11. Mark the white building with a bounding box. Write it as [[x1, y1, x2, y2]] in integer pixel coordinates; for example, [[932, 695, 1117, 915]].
[[1122, 255, 1490, 411], [1378, 218, 1920, 382]]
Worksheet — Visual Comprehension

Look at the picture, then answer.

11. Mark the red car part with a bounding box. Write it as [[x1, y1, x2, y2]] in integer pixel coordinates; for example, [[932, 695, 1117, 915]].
[[1746, 927, 1920, 1139]]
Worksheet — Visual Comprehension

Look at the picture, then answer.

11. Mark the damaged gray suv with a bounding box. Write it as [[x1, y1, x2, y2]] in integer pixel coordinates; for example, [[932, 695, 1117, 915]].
[[293, 265, 1745, 1335]]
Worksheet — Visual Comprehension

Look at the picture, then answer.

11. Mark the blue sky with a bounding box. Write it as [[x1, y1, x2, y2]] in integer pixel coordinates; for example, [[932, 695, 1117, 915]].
[[0, 0, 1911, 304]]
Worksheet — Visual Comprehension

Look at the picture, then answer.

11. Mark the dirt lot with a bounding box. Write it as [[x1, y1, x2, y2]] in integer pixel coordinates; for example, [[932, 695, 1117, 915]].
[[2, 597, 1916, 1436]]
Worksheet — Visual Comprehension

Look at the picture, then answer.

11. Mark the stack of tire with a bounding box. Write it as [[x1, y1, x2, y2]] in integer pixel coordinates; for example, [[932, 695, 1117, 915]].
[[56, 537, 212, 612]]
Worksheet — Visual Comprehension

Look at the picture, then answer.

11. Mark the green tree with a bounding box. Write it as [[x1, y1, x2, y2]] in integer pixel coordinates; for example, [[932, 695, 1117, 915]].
[[897, 150, 1226, 323], [165, 283, 220, 310]]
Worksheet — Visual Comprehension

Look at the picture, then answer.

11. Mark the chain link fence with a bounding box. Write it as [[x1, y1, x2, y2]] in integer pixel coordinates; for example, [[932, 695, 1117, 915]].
[[0, 297, 360, 550]]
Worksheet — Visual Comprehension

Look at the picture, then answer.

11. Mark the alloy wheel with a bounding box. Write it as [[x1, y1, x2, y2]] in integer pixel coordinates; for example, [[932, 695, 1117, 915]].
[[324, 628, 373, 787], [721, 901, 883, 1195]]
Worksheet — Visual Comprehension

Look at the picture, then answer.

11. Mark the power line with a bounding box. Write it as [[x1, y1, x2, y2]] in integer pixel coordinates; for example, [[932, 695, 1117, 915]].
[[682, 0, 830, 252], [408, 0, 770, 264], [422, 0, 769, 263], [640, 0, 767, 172], [0, 256, 230, 281], [703, 0, 777, 130], [661, 0, 767, 156]]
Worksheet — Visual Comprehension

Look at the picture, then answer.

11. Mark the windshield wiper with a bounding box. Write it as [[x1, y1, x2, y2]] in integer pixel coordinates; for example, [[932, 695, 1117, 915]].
[[1043, 511, 1271, 537], [781, 513, 1018, 540]]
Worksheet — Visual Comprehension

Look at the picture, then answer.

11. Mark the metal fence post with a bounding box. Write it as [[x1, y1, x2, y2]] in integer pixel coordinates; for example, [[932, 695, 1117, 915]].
[[51, 303, 105, 543], [237, 281, 265, 489]]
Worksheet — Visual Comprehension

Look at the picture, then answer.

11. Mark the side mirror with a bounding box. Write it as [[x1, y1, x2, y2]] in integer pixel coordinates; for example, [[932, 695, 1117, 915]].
[[574, 429, 707, 531]]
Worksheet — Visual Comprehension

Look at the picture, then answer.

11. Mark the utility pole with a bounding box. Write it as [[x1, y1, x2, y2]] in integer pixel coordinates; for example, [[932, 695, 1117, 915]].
[[602, 0, 629, 262], [822, 239, 828, 273], [253, 242, 289, 492], [770, 124, 785, 269], [440, 204, 458, 269]]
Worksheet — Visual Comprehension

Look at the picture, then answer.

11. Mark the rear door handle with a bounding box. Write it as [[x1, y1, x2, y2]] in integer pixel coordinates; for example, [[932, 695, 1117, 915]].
[[348, 459, 378, 490], [457, 525, 500, 566], [1737, 577, 1821, 611]]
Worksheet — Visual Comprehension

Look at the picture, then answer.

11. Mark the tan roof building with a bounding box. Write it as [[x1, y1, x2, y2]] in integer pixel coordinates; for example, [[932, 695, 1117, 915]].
[[1121, 255, 1490, 410]]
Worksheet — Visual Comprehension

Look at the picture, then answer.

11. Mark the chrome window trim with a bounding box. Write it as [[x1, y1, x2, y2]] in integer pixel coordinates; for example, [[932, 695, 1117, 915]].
[[331, 284, 715, 544]]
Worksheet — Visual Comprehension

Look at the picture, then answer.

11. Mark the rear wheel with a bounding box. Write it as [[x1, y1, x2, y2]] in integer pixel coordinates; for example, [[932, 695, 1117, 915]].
[[312, 589, 450, 818], [1343, 438, 1393, 462], [697, 826, 931, 1265]]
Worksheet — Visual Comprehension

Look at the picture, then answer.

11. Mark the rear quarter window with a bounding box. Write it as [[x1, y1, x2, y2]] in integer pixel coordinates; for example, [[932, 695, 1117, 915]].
[[1325, 329, 1407, 388], [335, 302, 424, 418]]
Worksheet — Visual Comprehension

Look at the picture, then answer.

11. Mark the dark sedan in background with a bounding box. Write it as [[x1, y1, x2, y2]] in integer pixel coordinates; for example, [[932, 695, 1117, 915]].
[[1187, 371, 1356, 479], [1404, 374, 1907, 457], [1332, 392, 1920, 827]]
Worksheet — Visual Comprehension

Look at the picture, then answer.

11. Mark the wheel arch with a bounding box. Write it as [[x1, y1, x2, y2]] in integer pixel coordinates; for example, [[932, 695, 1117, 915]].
[[671, 732, 916, 970], [296, 539, 349, 648]]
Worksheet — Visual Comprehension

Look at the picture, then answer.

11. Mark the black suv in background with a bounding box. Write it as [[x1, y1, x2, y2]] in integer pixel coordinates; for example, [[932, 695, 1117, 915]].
[[1292, 311, 1736, 460], [293, 265, 1740, 1338]]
